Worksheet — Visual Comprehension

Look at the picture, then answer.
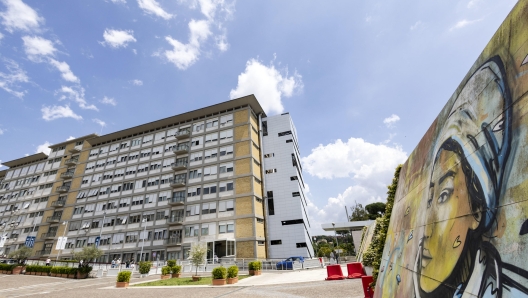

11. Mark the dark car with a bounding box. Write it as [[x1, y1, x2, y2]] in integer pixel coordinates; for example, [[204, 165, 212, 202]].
[[276, 256, 305, 270]]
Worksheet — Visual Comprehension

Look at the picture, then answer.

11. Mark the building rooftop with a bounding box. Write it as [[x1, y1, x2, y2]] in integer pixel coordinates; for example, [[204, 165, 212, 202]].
[[2, 152, 49, 169], [321, 220, 374, 232]]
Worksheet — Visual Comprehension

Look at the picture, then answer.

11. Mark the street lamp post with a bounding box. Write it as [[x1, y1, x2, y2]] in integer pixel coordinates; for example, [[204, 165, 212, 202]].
[[55, 221, 68, 263], [332, 222, 339, 264], [139, 218, 147, 262]]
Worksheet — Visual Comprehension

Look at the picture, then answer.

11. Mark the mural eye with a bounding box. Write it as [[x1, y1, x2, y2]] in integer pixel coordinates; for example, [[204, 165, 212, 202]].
[[492, 119, 504, 132], [437, 189, 452, 204], [427, 198, 432, 208]]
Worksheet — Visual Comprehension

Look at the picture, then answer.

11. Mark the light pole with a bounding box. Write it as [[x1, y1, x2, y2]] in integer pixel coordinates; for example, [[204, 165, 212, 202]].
[[139, 218, 147, 262], [55, 221, 68, 263], [332, 222, 339, 264]]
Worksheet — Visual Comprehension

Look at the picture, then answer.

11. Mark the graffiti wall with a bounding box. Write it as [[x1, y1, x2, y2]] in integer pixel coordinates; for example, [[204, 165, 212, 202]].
[[375, 2, 528, 297]]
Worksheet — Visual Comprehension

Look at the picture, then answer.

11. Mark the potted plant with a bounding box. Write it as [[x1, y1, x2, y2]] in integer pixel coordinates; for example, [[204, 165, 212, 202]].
[[227, 265, 239, 284], [161, 266, 171, 280], [138, 261, 151, 277], [189, 242, 207, 281], [76, 265, 92, 279], [116, 271, 131, 288], [171, 265, 182, 278], [61, 267, 68, 278], [8, 246, 32, 274], [248, 261, 262, 276], [212, 267, 227, 286], [68, 267, 77, 279]]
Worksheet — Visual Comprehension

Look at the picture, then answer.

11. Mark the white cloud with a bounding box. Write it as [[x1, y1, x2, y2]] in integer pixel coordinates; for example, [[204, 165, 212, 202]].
[[58, 86, 98, 110], [365, 15, 372, 23], [383, 114, 400, 128], [163, 19, 211, 70], [109, 0, 126, 3], [92, 118, 106, 127], [22, 35, 57, 61], [450, 18, 481, 31], [48, 59, 79, 82], [215, 34, 228, 51], [35, 141, 52, 155], [131, 79, 143, 86], [410, 21, 422, 31], [66, 136, 75, 141], [100, 96, 116, 106], [229, 58, 303, 115], [102, 29, 137, 48], [0, 32, 3, 41], [137, 0, 173, 20], [301, 138, 407, 181], [41, 105, 82, 121], [0, 128, 4, 135], [0, 0, 44, 33], [0, 58, 28, 98], [467, 0, 481, 8]]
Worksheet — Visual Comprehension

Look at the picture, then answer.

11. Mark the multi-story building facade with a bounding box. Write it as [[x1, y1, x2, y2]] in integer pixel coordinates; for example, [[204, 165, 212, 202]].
[[261, 113, 314, 258], [0, 95, 313, 262]]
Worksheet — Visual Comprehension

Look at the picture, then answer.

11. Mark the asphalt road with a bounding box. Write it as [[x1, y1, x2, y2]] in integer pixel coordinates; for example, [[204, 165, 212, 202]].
[[0, 273, 364, 298]]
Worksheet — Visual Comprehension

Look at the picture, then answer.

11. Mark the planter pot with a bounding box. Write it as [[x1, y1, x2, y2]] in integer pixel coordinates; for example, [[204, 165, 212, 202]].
[[51, 273, 57, 277], [68, 274, 75, 279], [61, 274, 68, 278], [76, 272, 88, 279], [171, 273, 181, 278], [116, 282, 129, 288], [12, 266, 24, 275], [212, 279, 226, 286], [227, 277, 238, 284], [192, 275, 201, 281], [249, 270, 261, 276], [161, 274, 171, 280]]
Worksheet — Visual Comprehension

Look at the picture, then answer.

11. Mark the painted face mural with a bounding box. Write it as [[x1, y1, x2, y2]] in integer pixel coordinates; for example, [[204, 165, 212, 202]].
[[368, 4, 528, 294]]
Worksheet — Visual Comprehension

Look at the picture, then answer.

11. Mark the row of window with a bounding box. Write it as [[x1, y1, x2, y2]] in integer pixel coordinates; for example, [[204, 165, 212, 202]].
[[270, 240, 307, 248], [185, 200, 235, 216]]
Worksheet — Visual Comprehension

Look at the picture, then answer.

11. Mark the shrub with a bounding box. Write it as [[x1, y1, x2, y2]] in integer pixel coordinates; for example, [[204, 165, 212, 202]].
[[43, 266, 52, 273], [161, 266, 171, 275], [25, 265, 35, 273], [68, 267, 78, 275], [171, 265, 182, 274], [78, 266, 93, 274], [227, 266, 238, 278], [212, 267, 227, 279], [0, 264, 16, 271], [138, 261, 151, 274], [117, 271, 131, 282], [166, 260, 176, 267], [248, 261, 261, 271]]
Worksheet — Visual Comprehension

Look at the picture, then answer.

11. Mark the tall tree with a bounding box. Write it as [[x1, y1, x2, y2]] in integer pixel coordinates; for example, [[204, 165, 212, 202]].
[[365, 202, 386, 220], [349, 201, 369, 221]]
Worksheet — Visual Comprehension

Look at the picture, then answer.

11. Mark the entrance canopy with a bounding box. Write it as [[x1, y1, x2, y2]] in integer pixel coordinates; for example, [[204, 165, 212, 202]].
[[321, 220, 373, 232]]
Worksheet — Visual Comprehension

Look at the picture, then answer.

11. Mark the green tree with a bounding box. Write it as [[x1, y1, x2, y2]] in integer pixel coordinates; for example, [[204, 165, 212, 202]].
[[365, 202, 386, 220], [73, 246, 103, 267], [362, 164, 402, 286], [8, 246, 32, 265], [349, 201, 369, 221], [189, 242, 207, 277]]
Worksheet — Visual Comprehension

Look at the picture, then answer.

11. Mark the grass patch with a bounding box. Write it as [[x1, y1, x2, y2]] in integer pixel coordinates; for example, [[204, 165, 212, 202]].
[[133, 275, 250, 287]]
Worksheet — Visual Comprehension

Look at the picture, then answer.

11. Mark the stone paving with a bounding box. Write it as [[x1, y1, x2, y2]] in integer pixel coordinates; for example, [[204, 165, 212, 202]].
[[0, 265, 364, 298]]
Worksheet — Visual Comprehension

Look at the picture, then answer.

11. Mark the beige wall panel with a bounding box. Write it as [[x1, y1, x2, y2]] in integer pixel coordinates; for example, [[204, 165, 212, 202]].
[[235, 177, 252, 195], [236, 218, 254, 238], [62, 206, 73, 221], [253, 161, 261, 180], [251, 144, 260, 161], [234, 125, 249, 141], [253, 179, 263, 198], [255, 200, 264, 217], [250, 127, 259, 145], [250, 114, 258, 131], [235, 158, 251, 176], [236, 241, 255, 258], [70, 177, 82, 190], [234, 110, 249, 125], [256, 222, 265, 238], [257, 244, 266, 259], [235, 196, 253, 215], [234, 141, 250, 157]]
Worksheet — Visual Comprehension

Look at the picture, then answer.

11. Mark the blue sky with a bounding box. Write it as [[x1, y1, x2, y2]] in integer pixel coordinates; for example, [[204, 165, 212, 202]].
[[0, 0, 518, 234]]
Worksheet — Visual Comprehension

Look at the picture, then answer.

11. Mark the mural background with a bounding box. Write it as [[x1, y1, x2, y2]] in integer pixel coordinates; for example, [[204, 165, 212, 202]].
[[374, 1, 528, 297]]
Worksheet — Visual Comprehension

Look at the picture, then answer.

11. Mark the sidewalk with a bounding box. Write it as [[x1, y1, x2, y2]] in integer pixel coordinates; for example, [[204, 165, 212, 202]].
[[236, 264, 348, 286]]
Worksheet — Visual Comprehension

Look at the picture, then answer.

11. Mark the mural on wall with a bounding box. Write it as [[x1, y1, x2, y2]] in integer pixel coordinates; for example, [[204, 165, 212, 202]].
[[375, 2, 528, 297]]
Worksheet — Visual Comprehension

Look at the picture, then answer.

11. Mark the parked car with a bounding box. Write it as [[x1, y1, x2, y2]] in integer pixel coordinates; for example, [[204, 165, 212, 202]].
[[0, 259, 17, 265], [276, 256, 305, 270]]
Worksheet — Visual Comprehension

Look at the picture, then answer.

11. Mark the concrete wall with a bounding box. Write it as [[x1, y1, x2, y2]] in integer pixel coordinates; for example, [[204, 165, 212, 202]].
[[375, 2, 528, 297]]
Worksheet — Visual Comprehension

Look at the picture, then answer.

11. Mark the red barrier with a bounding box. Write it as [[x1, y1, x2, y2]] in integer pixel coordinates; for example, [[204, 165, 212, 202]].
[[361, 275, 374, 298], [325, 264, 346, 280], [346, 262, 365, 279]]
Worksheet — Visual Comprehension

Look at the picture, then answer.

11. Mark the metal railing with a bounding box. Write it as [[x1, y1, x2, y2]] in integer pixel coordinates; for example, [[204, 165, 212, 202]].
[[51, 200, 66, 207], [164, 238, 182, 245], [56, 185, 70, 193], [175, 129, 191, 139], [64, 159, 78, 165], [35, 249, 52, 256], [169, 196, 185, 205], [172, 144, 190, 154], [40, 232, 57, 239], [60, 171, 74, 179], [46, 215, 62, 223], [167, 216, 184, 224], [170, 178, 186, 187]]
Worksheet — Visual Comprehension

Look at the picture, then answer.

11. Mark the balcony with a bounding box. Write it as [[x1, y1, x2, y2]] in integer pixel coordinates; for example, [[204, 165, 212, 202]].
[[51, 200, 66, 208], [56, 186, 70, 193], [168, 196, 185, 206], [167, 216, 184, 225], [164, 237, 182, 246], [175, 129, 191, 140], [36, 249, 52, 256], [40, 232, 57, 240], [170, 179, 186, 188], [172, 144, 190, 155], [46, 215, 61, 223], [68, 147, 81, 154], [60, 171, 74, 179], [64, 159, 78, 166], [171, 161, 188, 171]]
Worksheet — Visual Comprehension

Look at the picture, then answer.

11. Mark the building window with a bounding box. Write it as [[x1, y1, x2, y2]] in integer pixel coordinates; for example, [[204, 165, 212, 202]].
[[267, 191, 274, 216], [257, 218, 264, 224], [292, 192, 300, 197], [286, 139, 293, 143], [262, 121, 268, 136], [290, 176, 298, 181], [296, 242, 308, 248], [281, 219, 304, 225], [258, 241, 265, 246], [264, 153, 274, 158], [278, 131, 292, 137], [270, 240, 282, 245], [265, 169, 277, 174]]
